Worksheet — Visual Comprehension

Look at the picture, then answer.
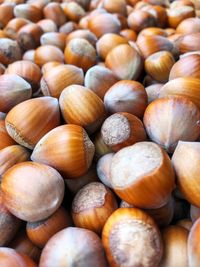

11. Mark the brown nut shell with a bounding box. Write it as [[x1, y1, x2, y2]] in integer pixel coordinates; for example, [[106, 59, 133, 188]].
[[39, 227, 108, 267], [158, 77, 200, 109], [160, 225, 189, 267], [72, 182, 118, 234], [104, 80, 147, 118], [0, 191, 21, 246], [0, 145, 30, 179], [172, 141, 200, 208], [26, 207, 72, 249], [84, 65, 118, 99], [1, 162, 65, 222], [41, 64, 84, 99], [143, 96, 200, 153], [0, 248, 37, 267], [188, 218, 200, 267], [64, 38, 97, 72], [0, 38, 22, 65], [102, 208, 163, 267], [5, 61, 41, 93], [5, 96, 60, 149], [101, 112, 146, 152], [59, 85, 106, 134], [0, 74, 32, 113], [31, 124, 95, 178], [105, 44, 143, 80], [110, 141, 175, 208]]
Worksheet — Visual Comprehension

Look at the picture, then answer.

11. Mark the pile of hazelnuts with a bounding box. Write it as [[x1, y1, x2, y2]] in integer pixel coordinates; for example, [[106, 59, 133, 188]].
[[0, 0, 199, 266]]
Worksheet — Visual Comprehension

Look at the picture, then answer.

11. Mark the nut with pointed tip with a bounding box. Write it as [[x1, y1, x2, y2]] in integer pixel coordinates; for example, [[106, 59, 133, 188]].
[[0, 74, 32, 113], [105, 43, 143, 80], [40, 64, 84, 99], [59, 85, 106, 134], [128, 10, 157, 33], [61, 2, 86, 22], [102, 208, 163, 267], [104, 80, 147, 118], [31, 124, 95, 178], [141, 5, 168, 28], [178, 33, 200, 54], [84, 65, 118, 99], [1, 162, 65, 222], [88, 13, 121, 38], [5, 61, 41, 94], [43, 3, 67, 27], [143, 96, 200, 153], [96, 33, 128, 60], [158, 77, 200, 109], [176, 17, 200, 34], [64, 38, 97, 72], [167, 6, 195, 28], [14, 4, 43, 23], [0, 38, 22, 65], [34, 45, 64, 67], [145, 51, 175, 82], [169, 54, 200, 80], [136, 35, 174, 59], [5, 96, 60, 149]]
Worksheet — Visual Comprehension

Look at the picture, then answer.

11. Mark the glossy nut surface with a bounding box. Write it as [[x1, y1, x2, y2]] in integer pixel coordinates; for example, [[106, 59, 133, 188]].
[[59, 85, 106, 134], [31, 124, 95, 178], [5, 96, 60, 149], [143, 96, 200, 153], [1, 161, 65, 222], [39, 227, 108, 267]]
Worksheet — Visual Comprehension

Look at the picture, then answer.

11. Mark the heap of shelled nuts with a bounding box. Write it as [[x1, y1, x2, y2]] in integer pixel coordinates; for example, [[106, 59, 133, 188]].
[[0, 0, 199, 266]]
